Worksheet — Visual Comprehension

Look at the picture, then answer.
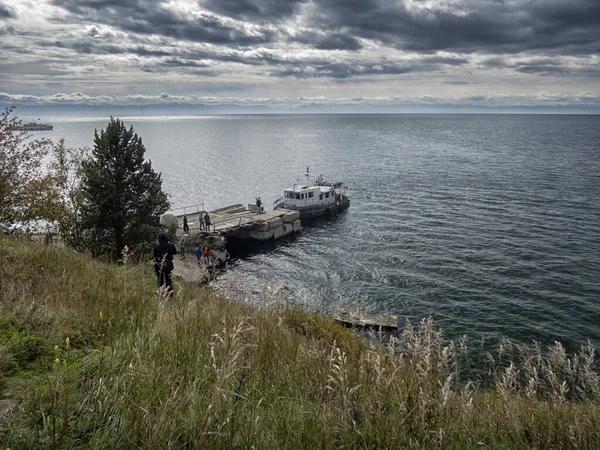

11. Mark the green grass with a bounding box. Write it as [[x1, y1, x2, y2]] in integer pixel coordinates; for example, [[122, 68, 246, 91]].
[[1, 235, 600, 449]]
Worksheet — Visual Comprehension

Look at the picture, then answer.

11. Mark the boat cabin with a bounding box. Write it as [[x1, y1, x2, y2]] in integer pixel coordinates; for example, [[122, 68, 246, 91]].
[[282, 184, 338, 209]]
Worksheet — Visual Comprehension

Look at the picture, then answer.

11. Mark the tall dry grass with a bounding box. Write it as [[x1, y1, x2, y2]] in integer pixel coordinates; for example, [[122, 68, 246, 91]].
[[1, 235, 600, 448]]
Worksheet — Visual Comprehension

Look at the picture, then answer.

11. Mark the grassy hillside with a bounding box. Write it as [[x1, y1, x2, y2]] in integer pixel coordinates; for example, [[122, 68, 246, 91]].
[[1, 235, 600, 449]]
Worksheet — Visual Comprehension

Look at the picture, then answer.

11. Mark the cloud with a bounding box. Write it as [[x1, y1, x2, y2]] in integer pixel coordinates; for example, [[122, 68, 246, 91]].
[[422, 55, 469, 66], [163, 58, 209, 68], [271, 63, 412, 79], [291, 30, 362, 51], [1, 0, 598, 105], [0, 2, 15, 19], [47, 0, 600, 59], [2, 91, 600, 110], [515, 64, 569, 76], [475, 55, 600, 78], [52, 0, 274, 46], [308, 0, 600, 54], [200, 0, 307, 21]]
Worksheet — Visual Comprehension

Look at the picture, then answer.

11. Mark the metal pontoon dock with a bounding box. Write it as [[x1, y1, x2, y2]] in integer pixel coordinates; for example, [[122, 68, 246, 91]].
[[173, 203, 302, 243]]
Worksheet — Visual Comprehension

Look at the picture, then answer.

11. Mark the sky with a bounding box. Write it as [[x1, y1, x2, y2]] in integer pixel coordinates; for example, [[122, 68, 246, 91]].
[[1, 0, 599, 114]]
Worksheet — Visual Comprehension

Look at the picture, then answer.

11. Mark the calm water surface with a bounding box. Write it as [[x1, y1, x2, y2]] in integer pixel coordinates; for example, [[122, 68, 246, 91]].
[[38, 114, 600, 350]]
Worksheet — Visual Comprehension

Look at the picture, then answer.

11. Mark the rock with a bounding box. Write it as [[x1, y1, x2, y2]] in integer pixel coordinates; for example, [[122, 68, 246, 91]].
[[160, 213, 178, 229]]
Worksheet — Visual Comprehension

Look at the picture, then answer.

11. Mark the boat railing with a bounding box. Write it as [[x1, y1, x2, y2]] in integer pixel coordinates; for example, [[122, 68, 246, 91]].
[[169, 202, 205, 216]]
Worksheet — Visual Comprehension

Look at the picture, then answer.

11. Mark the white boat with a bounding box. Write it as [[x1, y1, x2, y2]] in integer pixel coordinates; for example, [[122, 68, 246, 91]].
[[18, 121, 53, 131], [273, 167, 350, 223]]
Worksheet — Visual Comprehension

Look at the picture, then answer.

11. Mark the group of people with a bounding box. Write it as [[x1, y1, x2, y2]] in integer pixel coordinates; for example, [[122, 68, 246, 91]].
[[196, 243, 211, 265], [181, 212, 212, 234], [153, 209, 230, 295], [154, 232, 214, 296]]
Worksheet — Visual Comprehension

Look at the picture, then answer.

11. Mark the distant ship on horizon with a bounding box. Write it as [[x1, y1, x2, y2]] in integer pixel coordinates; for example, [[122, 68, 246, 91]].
[[17, 121, 53, 131]]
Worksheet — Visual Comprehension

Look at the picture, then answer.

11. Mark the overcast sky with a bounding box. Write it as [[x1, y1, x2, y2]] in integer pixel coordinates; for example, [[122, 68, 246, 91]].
[[1, 0, 599, 113]]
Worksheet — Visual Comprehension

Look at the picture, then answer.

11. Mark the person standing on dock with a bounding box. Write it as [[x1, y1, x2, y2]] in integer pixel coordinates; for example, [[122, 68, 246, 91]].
[[204, 212, 211, 231], [183, 214, 189, 233], [154, 232, 177, 297]]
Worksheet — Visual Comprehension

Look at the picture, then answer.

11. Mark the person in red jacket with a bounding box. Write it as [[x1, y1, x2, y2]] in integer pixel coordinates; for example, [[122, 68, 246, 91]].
[[201, 243, 210, 265]]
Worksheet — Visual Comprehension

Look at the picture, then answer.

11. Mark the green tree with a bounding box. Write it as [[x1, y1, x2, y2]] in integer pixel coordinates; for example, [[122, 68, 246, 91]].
[[80, 118, 169, 260], [49, 138, 88, 250], [0, 107, 58, 232]]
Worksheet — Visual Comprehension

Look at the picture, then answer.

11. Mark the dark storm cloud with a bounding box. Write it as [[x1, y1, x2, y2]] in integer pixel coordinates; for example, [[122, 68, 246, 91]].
[[291, 30, 362, 50], [422, 55, 468, 66], [477, 55, 600, 77], [271, 63, 411, 79], [132, 46, 173, 57], [200, 0, 306, 21], [3, 0, 597, 95], [465, 95, 486, 102], [32, 33, 293, 74], [139, 63, 218, 76], [38, 39, 173, 57], [0, 2, 15, 18], [52, 0, 167, 17], [480, 57, 507, 68], [309, 0, 600, 54], [314, 34, 361, 51], [0, 25, 15, 35], [52, 0, 273, 46], [515, 64, 569, 76], [163, 58, 210, 68], [43, 0, 600, 81]]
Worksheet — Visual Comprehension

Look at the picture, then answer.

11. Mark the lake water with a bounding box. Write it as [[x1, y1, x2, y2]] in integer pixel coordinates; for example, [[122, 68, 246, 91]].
[[36, 114, 600, 351]]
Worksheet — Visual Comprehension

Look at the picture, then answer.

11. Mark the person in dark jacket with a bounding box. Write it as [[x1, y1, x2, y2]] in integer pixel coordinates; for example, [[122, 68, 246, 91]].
[[203, 212, 211, 231], [183, 214, 189, 233], [195, 244, 202, 266], [154, 232, 177, 296]]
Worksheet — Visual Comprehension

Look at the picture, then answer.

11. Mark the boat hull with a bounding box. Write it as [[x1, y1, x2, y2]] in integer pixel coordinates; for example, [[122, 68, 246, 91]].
[[297, 197, 350, 223]]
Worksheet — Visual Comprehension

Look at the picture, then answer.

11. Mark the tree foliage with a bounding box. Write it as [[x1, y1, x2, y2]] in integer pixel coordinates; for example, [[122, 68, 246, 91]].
[[80, 117, 169, 259], [49, 138, 88, 250], [0, 107, 59, 232]]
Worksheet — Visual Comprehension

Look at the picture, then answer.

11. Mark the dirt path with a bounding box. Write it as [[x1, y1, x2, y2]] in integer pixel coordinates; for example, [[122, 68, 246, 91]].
[[173, 256, 208, 283]]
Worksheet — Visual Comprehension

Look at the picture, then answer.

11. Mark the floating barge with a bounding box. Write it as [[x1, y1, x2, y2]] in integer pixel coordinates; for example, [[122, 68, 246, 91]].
[[334, 311, 398, 332], [173, 203, 301, 242]]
